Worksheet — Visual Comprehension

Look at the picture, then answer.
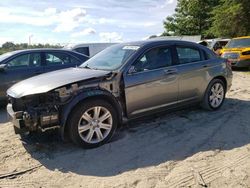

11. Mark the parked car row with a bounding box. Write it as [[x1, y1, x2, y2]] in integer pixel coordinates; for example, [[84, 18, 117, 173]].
[[6, 40, 232, 148], [198, 36, 250, 68], [0, 49, 89, 103], [220, 36, 250, 68], [198, 38, 230, 54]]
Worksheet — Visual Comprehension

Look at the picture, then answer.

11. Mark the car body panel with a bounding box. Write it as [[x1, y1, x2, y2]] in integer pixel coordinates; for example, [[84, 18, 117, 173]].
[[124, 67, 179, 116], [176, 61, 206, 101]]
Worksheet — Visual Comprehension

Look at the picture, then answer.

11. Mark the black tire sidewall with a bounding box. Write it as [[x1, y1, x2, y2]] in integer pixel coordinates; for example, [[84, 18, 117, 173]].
[[68, 99, 118, 148]]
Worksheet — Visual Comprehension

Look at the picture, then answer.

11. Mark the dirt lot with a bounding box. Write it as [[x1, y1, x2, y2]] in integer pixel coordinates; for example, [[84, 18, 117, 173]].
[[0, 71, 250, 188]]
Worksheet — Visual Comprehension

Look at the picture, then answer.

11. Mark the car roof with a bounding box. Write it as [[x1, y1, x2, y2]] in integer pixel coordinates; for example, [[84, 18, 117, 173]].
[[120, 39, 214, 54], [11, 48, 74, 53], [0, 48, 88, 62], [6, 48, 88, 57], [122, 39, 204, 48]]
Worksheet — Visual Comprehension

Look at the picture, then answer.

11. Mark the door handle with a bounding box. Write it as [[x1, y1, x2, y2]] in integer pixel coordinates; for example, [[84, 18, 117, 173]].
[[34, 71, 43, 75], [164, 69, 177, 75], [203, 64, 210, 68]]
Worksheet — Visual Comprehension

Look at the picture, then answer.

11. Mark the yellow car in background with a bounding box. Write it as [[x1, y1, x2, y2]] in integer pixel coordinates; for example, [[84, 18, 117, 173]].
[[221, 36, 250, 68]]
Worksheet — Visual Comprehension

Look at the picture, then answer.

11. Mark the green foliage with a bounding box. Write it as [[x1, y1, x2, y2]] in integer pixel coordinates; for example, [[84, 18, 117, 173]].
[[163, 0, 220, 37], [209, 0, 250, 37], [0, 42, 62, 55], [163, 0, 250, 38]]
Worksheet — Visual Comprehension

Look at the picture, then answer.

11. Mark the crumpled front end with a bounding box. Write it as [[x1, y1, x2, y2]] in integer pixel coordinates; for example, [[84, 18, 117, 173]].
[[7, 93, 60, 133]]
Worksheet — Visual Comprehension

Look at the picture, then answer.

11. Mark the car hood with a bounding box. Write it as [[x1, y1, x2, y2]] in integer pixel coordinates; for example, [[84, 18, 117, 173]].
[[7, 67, 110, 98]]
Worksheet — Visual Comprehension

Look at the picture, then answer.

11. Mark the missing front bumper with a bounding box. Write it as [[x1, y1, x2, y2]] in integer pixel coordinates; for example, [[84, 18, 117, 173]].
[[6, 103, 60, 134]]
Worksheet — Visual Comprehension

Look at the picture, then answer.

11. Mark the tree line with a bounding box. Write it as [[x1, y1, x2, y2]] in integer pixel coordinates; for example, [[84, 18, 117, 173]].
[[163, 0, 250, 38], [0, 42, 62, 55]]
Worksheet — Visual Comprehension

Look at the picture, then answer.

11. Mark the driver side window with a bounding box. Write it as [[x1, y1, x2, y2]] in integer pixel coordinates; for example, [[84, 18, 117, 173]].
[[131, 47, 173, 73], [7, 53, 41, 69]]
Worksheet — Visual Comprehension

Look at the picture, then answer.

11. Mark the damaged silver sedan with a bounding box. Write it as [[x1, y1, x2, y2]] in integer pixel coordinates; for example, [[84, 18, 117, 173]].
[[7, 40, 233, 148]]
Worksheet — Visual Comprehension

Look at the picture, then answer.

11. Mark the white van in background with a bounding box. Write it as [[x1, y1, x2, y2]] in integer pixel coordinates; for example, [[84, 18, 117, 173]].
[[64, 43, 117, 57]]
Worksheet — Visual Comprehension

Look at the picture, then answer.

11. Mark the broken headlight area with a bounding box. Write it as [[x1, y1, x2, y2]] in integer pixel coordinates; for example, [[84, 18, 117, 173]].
[[9, 93, 61, 132], [54, 83, 79, 103]]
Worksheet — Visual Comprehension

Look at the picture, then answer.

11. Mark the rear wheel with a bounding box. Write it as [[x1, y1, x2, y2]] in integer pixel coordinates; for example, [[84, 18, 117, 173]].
[[201, 79, 226, 111], [68, 99, 118, 148]]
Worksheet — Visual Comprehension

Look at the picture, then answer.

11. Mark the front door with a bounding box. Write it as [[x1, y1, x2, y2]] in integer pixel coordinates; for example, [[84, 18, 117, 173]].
[[0, 52, 43, 100], [124, 46, 179, 117]]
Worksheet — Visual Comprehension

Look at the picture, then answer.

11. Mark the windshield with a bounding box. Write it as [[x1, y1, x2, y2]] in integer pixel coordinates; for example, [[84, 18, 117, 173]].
[[0, 52, 15, 62], [226, 38, 250, 48], [80, 44, 140, 71]]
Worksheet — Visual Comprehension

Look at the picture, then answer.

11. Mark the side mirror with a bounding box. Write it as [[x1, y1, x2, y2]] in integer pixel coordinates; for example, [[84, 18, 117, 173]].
[[0, 64, 7, 72], [128, 66, 137, 74]]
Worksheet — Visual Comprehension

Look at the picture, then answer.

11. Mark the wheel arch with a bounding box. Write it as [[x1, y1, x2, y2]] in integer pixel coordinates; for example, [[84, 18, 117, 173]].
[[201, 76, 227, 110], [212, 75, 227, 91], [60, 89, 123, 140], [201, 75, 228, 103]]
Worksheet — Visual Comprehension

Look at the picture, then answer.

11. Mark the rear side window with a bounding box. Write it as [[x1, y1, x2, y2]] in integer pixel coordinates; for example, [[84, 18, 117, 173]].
[[176, 47, 201, 64], [203, 50, 216, 60], [75, 47, 90, 56], [45, 52, 71, 65], [7, 53, 41, 69]]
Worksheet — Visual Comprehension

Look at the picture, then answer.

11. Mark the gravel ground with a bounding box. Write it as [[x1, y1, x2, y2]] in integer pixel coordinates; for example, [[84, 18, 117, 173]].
[[0, 71, 250, 188]]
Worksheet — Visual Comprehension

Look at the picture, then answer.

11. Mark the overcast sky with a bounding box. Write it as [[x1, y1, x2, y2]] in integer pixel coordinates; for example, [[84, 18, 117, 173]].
[[0, 0, 177, 45]]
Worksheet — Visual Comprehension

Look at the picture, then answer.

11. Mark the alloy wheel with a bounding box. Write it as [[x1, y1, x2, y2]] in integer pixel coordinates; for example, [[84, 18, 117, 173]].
[[77, 106, 113, 144], [209, 83, 225, 108]]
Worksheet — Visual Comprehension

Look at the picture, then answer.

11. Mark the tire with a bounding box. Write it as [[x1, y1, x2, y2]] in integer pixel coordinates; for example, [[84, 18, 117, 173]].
[[13, 125, 22, 134], [68, 99, 118, 148], [201, 79, 226, 111]]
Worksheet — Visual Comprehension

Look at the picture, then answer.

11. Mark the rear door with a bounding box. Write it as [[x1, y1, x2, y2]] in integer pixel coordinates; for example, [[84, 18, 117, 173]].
[[174, 45, 209, 103], [43, 51, 79, 73], [124, 45, 179, 117], [0, 52, 43, 99]]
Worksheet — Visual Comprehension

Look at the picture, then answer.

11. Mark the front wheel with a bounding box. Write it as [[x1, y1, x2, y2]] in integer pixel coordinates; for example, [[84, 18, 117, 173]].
[[68, 100, 118, 148], [201, 79, 226, 111]]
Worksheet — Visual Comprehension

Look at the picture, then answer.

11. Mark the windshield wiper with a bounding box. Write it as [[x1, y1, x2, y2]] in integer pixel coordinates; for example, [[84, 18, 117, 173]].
[[80, 65, 100, 70]]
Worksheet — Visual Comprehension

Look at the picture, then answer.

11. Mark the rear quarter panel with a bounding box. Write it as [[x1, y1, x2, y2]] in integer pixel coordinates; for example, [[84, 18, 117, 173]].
[[200, 58, 232, 98]]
